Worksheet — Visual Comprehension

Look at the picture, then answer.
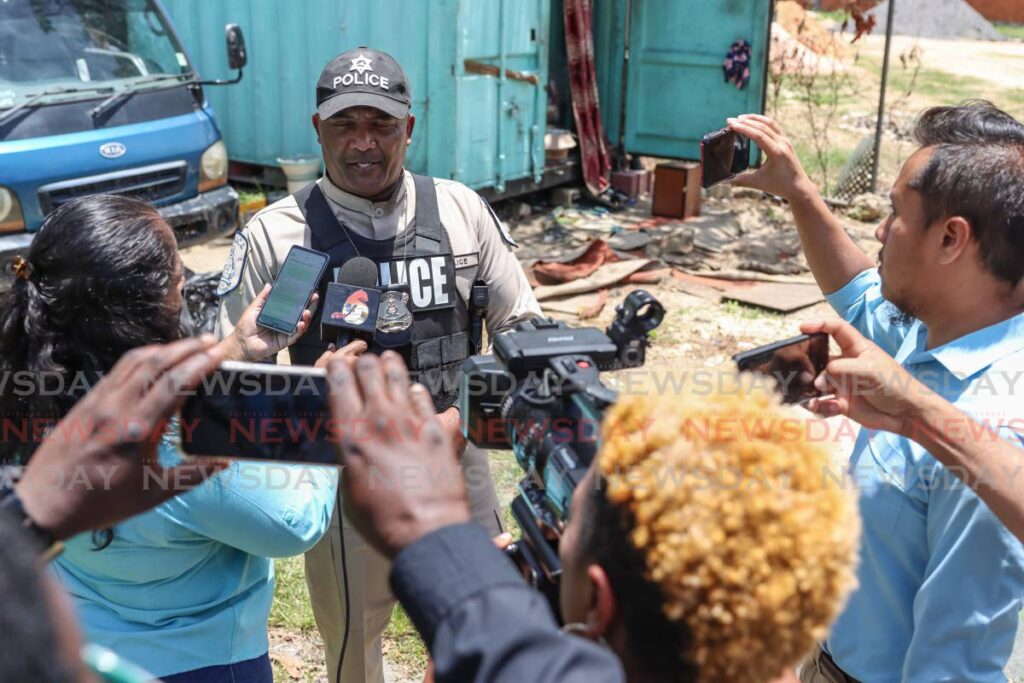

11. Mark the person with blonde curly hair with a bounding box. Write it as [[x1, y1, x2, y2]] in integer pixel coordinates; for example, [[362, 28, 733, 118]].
[[555, 379, 861, 683], [325, 351, 862, 683]]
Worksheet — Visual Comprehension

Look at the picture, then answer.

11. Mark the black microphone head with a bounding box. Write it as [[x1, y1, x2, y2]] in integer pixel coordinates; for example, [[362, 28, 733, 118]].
[[337, 256, 378, 288], [321, 256, 380, 346]]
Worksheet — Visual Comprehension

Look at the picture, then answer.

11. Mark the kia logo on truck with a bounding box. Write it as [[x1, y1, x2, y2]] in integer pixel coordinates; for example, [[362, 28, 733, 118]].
[[99, 142, 126, 159]]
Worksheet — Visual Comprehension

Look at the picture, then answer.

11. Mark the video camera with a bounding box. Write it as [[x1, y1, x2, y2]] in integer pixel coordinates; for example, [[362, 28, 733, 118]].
[[460, 290, 664, 608]]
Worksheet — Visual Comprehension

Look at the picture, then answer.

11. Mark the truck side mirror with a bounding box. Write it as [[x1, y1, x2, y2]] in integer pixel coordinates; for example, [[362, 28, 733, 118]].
[[225, 24, 247, 71]]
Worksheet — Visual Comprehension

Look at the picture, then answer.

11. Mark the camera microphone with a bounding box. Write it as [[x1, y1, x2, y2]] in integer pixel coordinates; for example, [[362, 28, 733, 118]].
[[320, 256, 380, 345]]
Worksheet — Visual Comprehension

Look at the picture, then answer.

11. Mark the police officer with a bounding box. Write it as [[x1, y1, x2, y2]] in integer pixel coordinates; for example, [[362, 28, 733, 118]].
[[215, 47, 541, 683]]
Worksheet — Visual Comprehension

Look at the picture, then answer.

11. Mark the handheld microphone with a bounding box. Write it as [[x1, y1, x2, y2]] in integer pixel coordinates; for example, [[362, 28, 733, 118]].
[[321, 256, 380, 345]]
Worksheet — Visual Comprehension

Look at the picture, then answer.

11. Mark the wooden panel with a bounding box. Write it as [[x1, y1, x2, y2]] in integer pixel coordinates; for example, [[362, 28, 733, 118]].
[[724, 282, 825, 313]]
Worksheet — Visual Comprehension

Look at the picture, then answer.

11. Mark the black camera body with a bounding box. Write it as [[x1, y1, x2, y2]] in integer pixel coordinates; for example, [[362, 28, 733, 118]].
[[460, 290, 664, 608]]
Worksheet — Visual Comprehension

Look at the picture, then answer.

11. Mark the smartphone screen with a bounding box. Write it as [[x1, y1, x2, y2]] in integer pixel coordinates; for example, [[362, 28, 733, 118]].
[[180, 361, 337, 464], [256, 246, 329, 335], [700, 128, 752, 189], [732, 333, 830, 404]]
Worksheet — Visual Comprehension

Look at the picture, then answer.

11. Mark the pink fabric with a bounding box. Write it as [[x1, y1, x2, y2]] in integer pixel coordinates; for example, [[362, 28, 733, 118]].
[[564, 0, 611, 196]]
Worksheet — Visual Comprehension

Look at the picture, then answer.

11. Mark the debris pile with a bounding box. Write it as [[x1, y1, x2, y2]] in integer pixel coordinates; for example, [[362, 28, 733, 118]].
[[512, 196, 825, 317], [869, 0, 1003, 41], [770, 1, 851, 76], [776, 1, 849, 58]]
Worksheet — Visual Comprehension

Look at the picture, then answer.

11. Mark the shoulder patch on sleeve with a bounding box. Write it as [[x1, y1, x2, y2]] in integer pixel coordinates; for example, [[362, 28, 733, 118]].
[[454, 252, 480, 269], [482, 199, 518, 248], [216, 231, 249, 296]]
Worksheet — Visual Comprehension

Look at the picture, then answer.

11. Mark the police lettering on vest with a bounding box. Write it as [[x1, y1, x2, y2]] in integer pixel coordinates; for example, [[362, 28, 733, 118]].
[[377, 255, 456, 312]]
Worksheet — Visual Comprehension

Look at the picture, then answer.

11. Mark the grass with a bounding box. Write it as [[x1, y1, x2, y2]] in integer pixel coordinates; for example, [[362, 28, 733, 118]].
[[380, 450, 525, 673], [811, 9, 849, 23], [867, 56, 1019, 103], [235, 188, 266, 206], [649, 328, 681, 345], [269, 556, 318, 683], [722, 300, 781, 321], [793, 139, 856, 194], [270, 555, 317, 632], [849, 52, 1024, 114], [994, 23, 1024, 41], [771, 43, 1024, 192], [271, 553, 431, 678], [382, 605, 427, 673], [490, 449, 524, 536]]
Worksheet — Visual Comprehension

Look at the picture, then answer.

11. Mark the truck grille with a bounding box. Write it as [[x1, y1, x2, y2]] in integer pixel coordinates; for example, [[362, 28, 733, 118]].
[[37, 161, 187, 214]]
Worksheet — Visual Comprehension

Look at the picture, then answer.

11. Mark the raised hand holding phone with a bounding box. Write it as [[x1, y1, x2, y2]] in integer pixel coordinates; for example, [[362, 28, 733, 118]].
[[256, 246, 329, 335], [733, 332, 830, 405], [701, 127, 752, 189], [725, 114, 812, 201], [218, 283, 319, 362]]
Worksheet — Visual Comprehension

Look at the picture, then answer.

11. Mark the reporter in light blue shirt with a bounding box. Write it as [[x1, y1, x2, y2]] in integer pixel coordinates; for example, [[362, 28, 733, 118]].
[[52, 433, 337, 681], [727, 100, 1024, 683], [823, 268, 1024, 682], [0, 194, 342, 683]]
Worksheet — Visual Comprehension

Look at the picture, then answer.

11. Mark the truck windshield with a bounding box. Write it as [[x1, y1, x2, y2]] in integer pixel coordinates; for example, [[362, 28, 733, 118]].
[[0, 0, 192, 109]]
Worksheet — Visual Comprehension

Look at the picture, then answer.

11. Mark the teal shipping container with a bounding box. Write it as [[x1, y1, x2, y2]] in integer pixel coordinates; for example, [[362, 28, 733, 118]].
[[161, 0, 550, 194], [162, 0, 772, 195]]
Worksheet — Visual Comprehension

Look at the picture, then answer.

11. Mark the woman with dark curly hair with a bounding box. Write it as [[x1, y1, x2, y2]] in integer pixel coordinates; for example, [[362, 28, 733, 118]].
[[0, 195, 357, 682]]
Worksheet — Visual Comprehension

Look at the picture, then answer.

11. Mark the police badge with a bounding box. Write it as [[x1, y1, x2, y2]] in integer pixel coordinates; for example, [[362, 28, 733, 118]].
[[377, 287, 413, 333], [375, 286, 414, 348]]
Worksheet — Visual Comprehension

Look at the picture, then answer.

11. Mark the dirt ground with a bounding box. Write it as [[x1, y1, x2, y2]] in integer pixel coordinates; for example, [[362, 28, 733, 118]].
[[856, 33, 1024, 89], [768, 20, 1023, 199]]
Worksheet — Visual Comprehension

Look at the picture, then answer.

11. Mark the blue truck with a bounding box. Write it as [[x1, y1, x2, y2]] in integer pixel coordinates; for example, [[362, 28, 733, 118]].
[[0, 0, 246, 289]]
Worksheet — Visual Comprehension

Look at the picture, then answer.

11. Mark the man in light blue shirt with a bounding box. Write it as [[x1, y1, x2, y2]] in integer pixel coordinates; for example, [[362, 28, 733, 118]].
[[729, 101, 1024, 682]]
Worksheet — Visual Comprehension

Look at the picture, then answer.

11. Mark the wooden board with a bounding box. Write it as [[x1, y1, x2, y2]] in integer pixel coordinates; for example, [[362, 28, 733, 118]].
[[722, 282, 825, 313], [532, 259, 654, 301]]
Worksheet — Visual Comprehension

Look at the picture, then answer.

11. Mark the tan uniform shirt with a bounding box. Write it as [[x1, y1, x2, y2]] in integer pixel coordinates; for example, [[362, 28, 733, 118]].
[[215, 170, 541, 357]]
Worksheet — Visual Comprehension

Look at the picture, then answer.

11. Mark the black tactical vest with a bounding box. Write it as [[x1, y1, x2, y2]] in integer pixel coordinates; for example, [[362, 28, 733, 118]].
[[288, 175, 470, 411]]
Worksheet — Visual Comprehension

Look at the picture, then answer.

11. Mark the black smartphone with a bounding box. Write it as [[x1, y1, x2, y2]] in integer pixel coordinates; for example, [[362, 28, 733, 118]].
[[256, 246, 329, 335], [732, 333, 830, 404], [700, 127, 752, 189], [180, 361, 337, 464]]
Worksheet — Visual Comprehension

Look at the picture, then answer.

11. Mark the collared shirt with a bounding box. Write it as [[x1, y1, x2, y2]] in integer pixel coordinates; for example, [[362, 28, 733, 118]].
[[317, 170, 410, 240], [51, 434, 337, 678], [824, 268, 1024, 683], [391, 523, 624, 682], [215, 171, 541, 347]]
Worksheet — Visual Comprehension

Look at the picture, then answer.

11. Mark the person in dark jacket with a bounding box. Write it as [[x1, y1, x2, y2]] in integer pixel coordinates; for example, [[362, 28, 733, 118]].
[[324, 351, 860, 683]]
